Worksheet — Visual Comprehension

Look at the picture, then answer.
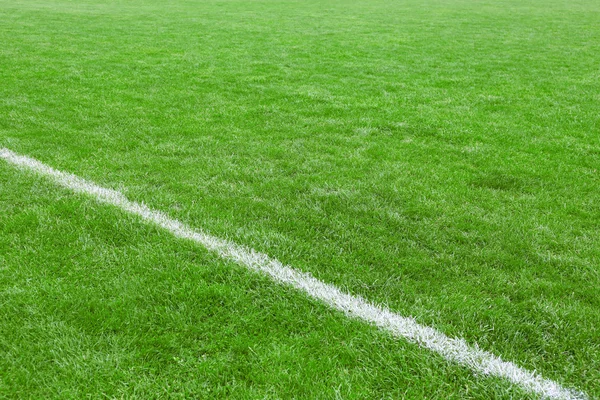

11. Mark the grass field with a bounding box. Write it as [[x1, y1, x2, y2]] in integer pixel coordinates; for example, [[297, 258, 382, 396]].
[[1, 0, 599, 398]]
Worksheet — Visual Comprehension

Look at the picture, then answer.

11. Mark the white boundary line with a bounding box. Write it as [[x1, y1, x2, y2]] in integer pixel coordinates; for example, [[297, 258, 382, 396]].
[[0, 147, 587, 400]]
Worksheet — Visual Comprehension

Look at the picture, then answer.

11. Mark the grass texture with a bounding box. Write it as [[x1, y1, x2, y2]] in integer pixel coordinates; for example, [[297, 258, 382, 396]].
[[1, 0, 599, 398]]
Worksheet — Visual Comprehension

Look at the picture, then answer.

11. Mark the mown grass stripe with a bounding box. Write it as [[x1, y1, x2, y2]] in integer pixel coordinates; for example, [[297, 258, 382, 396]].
[[0, 147, 587, 400]]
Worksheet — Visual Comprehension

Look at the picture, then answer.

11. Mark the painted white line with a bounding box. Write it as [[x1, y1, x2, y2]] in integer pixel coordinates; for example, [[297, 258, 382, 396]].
[[0, 147, 587, 400]]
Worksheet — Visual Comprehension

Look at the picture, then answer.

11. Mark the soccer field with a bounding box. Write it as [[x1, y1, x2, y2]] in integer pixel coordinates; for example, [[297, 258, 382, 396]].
[[1, 0, 599, 398]]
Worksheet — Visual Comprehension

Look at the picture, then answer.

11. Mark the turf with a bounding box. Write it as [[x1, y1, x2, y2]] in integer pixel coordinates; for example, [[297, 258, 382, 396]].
[[1, 0, 599, 398], [0, 163, 537, 399]]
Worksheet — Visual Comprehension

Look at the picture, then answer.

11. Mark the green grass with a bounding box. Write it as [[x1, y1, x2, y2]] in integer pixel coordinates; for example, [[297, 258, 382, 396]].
[[1, 0, 599, 398]]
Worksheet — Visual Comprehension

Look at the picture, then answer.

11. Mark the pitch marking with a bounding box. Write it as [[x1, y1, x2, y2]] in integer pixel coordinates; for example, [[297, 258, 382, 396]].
[[0, 148, 587, 400]]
